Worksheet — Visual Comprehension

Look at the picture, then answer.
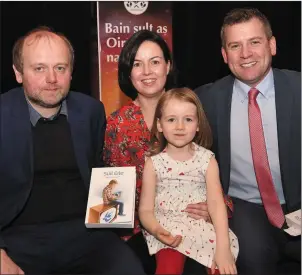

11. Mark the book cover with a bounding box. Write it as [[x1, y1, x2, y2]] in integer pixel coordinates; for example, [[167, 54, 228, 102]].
[[85, 166, 136, 228], [284, 209, 301, 236]]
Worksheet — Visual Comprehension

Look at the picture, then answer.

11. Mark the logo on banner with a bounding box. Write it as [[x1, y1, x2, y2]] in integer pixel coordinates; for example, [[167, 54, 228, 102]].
[[124, 1, 149, 15]]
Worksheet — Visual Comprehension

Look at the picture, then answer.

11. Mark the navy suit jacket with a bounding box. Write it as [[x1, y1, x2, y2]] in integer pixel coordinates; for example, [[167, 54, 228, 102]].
[[196, 69, 301, 213], [0, 87, 106, 249]]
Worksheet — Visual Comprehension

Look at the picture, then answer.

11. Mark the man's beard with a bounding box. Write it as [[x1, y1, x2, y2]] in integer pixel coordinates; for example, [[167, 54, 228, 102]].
[[27, 93, 67, 109]]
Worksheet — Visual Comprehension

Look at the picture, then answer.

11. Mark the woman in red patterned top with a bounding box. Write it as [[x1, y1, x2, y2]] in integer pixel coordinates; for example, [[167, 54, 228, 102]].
[[104, 30, 215, 275]]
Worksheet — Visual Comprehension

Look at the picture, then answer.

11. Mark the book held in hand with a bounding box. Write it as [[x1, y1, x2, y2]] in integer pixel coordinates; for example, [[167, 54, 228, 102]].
[[85, 167, 136, 228], [284, 209, 301, 236]]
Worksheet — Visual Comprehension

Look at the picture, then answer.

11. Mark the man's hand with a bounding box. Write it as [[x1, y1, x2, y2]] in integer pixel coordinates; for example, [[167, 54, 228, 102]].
[[154, 227, 182, 248], [0, 249, 24, 275], [184, 202, 211, 222]]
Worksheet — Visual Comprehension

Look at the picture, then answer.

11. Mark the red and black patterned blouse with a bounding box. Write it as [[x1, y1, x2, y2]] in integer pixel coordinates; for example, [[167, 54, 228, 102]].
[[104, 102, 150, 239]]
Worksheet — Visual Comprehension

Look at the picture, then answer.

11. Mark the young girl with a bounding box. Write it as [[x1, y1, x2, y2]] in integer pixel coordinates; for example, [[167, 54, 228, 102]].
[[139, 88, 239, 275]]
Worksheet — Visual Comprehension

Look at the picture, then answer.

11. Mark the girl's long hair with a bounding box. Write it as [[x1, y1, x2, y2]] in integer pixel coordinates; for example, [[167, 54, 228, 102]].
[[149, 87, 213, 156]]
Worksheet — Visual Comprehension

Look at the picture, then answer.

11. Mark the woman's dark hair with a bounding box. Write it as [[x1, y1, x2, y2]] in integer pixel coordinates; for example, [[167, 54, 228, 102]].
[[118, 30, 176, 100]]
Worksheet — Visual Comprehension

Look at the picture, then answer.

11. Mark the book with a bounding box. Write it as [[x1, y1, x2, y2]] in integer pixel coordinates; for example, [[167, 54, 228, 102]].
[[284, 209, 301, 236], [85, 166, 136, 228]]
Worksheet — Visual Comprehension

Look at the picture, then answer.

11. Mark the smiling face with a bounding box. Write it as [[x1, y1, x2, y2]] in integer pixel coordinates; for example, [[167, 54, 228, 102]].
[[221, 18, 276, 87], [130, 41, 170, 99], [157, 98, 199, 150], [13, 32, 72, 110]]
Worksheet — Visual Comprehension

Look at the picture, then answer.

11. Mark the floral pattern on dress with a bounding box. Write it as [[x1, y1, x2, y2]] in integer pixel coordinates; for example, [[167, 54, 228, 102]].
[[143, 143, 239, 268], [104, 102, 235, 241]]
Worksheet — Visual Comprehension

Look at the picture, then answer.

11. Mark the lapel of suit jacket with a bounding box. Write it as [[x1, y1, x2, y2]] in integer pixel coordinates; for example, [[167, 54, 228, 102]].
[[9, 89, 34, 180], [273, 68, 292, 189], [215, 76, 234, 192], [66, 94, 90, 187]]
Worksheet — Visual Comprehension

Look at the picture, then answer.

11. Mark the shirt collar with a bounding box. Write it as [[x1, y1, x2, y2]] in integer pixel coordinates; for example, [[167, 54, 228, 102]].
[[27, 99, 68, 126], [234, 68, 274, 101]]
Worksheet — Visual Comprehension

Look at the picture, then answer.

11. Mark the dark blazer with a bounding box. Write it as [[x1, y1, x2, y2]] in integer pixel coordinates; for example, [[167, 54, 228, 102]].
[[196, 68, 301, 213], [0, 87, 106, 249]]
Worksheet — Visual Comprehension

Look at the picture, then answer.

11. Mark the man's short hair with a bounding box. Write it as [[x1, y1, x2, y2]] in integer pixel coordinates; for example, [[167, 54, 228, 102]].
[[12, 26, 75, 73], [221, 7, 273, 48]]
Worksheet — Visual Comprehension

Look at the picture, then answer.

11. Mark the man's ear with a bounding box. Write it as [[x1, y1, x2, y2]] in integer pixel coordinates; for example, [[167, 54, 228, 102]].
[[269, 36, 277, 56], [221, 47, 228, 64], [13, 65, 23, 84]]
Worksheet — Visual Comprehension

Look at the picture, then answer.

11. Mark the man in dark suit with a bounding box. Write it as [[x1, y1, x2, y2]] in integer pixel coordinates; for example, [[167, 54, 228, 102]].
[[0, 26, 145, 274], [196, 8, 301, 275]]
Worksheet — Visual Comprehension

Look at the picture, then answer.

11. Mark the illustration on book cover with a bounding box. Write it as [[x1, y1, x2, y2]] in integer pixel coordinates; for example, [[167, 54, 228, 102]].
[[85, 167, 136, 228]]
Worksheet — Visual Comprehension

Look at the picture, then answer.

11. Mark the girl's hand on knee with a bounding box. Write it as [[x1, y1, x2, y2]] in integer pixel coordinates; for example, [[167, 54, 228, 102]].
[[214, 249, 237, 274], [154, 226, 182, 248], [210, 260, 218, 274]]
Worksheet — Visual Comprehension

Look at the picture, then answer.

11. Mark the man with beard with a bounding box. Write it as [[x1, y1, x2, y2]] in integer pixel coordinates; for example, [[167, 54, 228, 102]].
[[0, 26, 145, 275]]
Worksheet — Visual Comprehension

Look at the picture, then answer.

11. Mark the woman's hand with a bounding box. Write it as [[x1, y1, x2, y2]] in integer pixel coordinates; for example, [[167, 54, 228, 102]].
[[212, 247, 237, 274], [184, 202, 211, 222], [154, 226, 182, 248]]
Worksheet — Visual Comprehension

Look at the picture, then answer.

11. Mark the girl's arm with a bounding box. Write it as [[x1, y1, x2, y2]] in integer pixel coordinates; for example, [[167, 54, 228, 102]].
[[206, 156, 230, 248], [206, 156, 237, 274], [139, 157, 182, 247]]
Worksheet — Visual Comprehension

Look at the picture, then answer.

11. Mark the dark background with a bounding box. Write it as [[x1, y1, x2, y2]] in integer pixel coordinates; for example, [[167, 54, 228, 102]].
[[1, 1, 301, 96]]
